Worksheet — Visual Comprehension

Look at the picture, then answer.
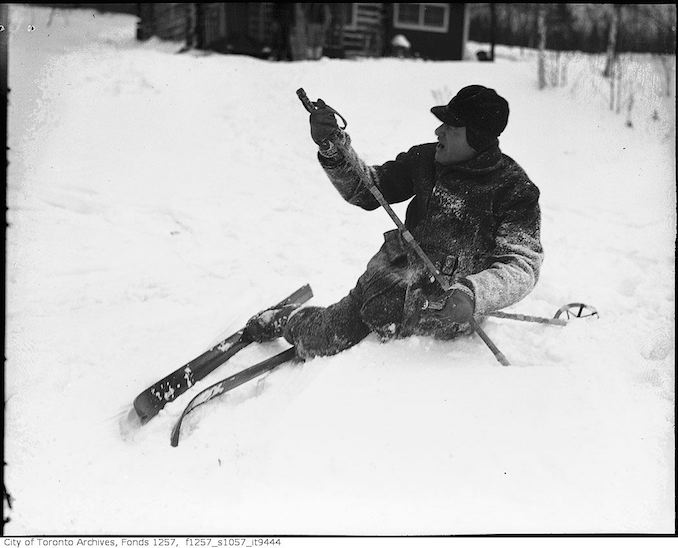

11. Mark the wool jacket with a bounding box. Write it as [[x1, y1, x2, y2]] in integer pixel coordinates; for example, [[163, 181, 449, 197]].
[[317, 131, 544, 317]]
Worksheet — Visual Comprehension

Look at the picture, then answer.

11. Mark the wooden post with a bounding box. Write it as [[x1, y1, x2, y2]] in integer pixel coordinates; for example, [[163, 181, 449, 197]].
[[289, 3, 308, 60], [185, 3, 197, 49]]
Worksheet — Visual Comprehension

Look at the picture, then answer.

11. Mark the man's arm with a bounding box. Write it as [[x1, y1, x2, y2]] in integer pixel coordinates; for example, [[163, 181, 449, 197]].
[[317, 130, 419, 210], [464, 183, 544, 315]]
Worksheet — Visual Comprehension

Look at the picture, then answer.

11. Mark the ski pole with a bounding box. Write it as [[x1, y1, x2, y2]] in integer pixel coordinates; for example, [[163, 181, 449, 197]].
[[486, 302, 599, 326], [487, 311, 567, 326], [470, 318, 511, 366], [296, 88, 348, 129], [296, 89, 510, 366], [297, 90, 448, 289], [362, 177, 511, 366], [298, 92, 447, 288]]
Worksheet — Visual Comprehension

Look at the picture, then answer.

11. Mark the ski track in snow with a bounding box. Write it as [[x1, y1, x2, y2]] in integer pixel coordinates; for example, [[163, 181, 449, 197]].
[[5, 5, 675, 535]]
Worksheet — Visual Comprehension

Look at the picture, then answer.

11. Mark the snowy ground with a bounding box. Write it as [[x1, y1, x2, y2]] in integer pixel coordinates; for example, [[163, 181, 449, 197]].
[[4, 5, 676, 535]]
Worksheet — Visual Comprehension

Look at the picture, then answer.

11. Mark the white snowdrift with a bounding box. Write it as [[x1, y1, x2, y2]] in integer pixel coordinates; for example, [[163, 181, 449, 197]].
[[5, 5, 675, 535]]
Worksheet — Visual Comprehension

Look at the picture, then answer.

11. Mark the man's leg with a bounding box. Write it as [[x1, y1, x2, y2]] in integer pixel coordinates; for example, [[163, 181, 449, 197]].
[[245, 249, 412, 359], [283, 285, 371, 359]]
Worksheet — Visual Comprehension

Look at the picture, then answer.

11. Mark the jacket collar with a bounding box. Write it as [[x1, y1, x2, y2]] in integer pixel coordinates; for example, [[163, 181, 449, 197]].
[[436, 145, 503, 177]]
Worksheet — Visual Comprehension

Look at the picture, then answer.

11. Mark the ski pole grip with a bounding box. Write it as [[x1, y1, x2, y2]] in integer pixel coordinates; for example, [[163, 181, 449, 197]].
[[296, 88, 348, 129], [296, 88, 316, 113]]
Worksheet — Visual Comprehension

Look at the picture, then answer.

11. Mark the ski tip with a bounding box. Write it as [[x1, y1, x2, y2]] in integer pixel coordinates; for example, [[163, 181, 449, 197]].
[[133, 394, 160, 425], [170, 412, 190, 447]]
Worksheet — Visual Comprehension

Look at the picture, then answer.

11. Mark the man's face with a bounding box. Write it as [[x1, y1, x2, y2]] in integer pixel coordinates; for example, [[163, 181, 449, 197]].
[[434, 123, 477, 165]]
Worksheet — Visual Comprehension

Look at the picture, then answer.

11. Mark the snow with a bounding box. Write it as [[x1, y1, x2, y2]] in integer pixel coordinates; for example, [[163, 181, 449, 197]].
[[4, 5, 675, 535]]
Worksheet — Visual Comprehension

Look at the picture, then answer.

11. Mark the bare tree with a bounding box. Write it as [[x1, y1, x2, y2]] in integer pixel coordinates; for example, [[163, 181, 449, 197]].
[[603, 4, 621, 78], [537, 4, 547, 89], [615, 54, 623, 114], [490, 3, 496, 61], [603, 5, 623, 110]]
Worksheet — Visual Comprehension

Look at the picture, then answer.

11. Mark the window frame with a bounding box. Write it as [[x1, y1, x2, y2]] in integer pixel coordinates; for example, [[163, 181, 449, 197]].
[[393, 3, 450, 34]]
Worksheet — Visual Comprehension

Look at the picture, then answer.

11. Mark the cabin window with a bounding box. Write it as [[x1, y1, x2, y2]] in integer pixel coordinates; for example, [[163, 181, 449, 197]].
[[393, 3, 449, 33]]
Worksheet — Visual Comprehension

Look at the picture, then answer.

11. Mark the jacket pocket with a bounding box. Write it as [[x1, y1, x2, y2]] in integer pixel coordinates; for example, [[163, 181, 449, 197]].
[[382, 229, 408, 267]]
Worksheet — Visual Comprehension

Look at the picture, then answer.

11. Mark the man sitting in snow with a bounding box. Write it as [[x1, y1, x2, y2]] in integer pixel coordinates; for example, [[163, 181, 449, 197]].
[[246, 85, 544, 359]]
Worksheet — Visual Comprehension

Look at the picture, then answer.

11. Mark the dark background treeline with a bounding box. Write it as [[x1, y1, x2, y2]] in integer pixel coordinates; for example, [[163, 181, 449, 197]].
[[469, 3, 676, 54], [29, 3, 678, 55]]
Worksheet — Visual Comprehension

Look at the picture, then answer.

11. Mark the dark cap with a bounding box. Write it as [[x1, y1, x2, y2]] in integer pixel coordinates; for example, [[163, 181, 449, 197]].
[[431, 85, 509, 137]]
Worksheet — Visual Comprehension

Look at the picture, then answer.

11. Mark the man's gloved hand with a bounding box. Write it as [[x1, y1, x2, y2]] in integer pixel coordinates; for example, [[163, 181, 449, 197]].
[[424, 283, 475, 324], [309, 99, 340, 146]]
